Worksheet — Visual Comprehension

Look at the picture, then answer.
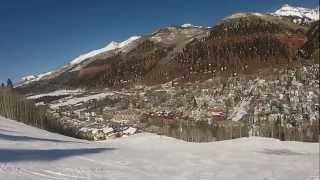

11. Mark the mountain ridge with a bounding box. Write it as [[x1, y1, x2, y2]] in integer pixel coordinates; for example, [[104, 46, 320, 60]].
[[17, 4, 318, 93]]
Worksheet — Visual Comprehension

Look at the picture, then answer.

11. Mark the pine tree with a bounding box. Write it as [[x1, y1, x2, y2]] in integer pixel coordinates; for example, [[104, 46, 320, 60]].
[[7, 78, 13, 88]]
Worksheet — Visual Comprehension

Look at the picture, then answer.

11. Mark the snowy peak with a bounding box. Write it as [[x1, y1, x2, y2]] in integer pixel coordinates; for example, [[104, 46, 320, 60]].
[[105, 36, 142, 51], [19, 36, 141, 86], [272, 4, 319, 23], [70, 36, 141, 65], [181, 23, 203, 28], [117, 36, 141, 48], [104, 41, 119, 51]]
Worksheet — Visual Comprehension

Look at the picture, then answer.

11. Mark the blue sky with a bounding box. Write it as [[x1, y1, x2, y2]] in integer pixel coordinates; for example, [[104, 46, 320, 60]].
[[0, 0, 318, 83]]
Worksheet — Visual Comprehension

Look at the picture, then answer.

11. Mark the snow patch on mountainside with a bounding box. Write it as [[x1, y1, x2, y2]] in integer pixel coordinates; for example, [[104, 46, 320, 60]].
[[27, 89, 84, 100], [272, 4, 319, 22], [70, 36, 141, 65], [17, 71, 53, 87], [22, 75, 37, 81], [181, 23, 203, 28], [230, 97, 252, 121], [21, 72, 53, 82], [50, 91, 114, 109]]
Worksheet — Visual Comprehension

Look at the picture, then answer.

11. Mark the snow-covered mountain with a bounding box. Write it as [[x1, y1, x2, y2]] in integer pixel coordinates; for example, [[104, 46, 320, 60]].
[[18, 36, 141, 87], [16, 4, 319, 91], [70, 36, 141, 65], [17, 25, 207, 89], [224, 4, 319, 24], [272, 4, 319, 24]]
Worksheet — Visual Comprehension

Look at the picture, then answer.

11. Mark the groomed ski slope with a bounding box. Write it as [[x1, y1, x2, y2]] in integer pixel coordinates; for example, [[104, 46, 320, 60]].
[[0, 117, 318, 180]]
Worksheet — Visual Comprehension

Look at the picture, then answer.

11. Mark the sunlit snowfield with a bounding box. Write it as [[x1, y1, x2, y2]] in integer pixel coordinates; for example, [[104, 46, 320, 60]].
[[0, 116, 318, 180]]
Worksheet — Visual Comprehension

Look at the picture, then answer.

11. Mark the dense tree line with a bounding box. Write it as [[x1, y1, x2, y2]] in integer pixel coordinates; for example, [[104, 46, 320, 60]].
[[168, 16, 303, 80], [208, 16, 291, 39], [0, 88, 63, 132], [175, 34, 290, 68], [142, 16, 305, 84], [302, 20, 319, 62]]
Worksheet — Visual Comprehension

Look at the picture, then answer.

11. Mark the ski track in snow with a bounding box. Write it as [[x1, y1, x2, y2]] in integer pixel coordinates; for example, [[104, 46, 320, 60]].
[[0, 116, 319, 180]]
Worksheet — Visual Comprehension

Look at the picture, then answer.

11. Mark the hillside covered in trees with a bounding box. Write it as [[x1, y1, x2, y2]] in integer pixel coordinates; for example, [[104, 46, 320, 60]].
[[8, 7, 320, 144], [0, 87, 75, 137], [17, 13, 316, 93]]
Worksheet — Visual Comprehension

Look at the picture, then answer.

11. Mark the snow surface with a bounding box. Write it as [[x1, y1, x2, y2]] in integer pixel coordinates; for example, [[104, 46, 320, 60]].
[[50, 92, 114, 109], [224, 4, 319, 22], [181, 23, 203, 28], [18, 71, 53, 87], [21, 72, 53, 82], [0, 116, 318, 180], [21, 75, 37, 81], [229, 80, 259, 122], [230, 97, 252, 122], [70, 36, 141, 65], [27, 89, 84, 100], [273, 4, 319, 21]]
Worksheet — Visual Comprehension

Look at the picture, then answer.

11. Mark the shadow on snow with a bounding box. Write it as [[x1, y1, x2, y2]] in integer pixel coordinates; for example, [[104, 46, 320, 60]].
[[0, 128, 17, 133], [0, 133, 83, 143], [258, 149, 305, 156], [0, 148, 115, 162]]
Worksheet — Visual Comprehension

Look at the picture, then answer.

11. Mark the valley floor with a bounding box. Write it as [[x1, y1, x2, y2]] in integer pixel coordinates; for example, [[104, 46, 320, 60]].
[[0, 116, 318, 180]]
